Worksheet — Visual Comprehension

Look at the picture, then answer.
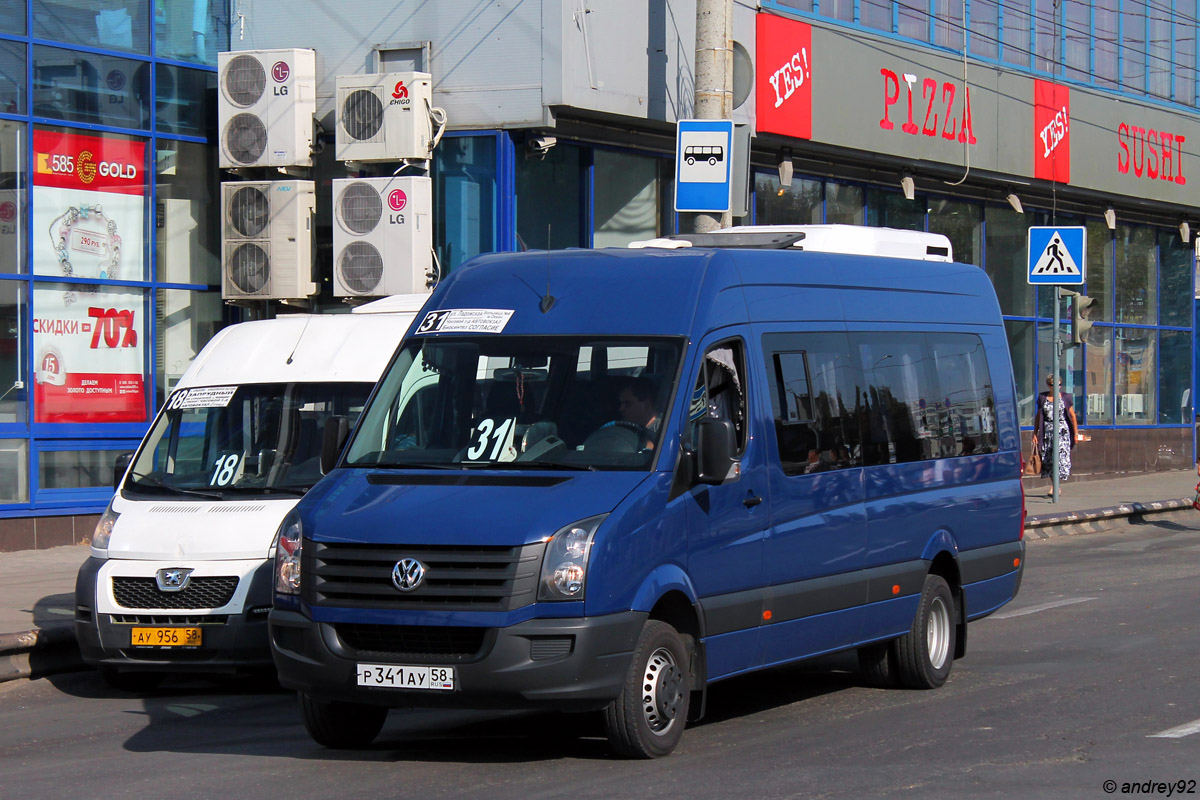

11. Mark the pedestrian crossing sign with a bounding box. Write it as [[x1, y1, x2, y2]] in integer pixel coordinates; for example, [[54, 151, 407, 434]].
[[1027, 226, 1086, 285]]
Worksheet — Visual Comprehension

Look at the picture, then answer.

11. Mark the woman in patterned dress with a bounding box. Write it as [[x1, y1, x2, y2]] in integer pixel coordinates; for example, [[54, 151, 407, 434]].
[[1032, 375, 1078, 482]]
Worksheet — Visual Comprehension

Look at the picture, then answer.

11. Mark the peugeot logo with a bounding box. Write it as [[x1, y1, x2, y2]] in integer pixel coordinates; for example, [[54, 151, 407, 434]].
[[156, 568, 193, 592], [391, 558, 425, 592]]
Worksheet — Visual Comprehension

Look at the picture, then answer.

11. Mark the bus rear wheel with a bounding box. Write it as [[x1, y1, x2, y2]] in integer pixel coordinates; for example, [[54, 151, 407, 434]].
[[894, 574, 955, 689]]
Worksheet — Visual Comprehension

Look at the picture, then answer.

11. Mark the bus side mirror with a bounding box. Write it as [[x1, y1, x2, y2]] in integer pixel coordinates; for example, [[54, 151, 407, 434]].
[[113, 452, 133, 492], [695, 418, 740, 485], [320, 416, 350, 475]]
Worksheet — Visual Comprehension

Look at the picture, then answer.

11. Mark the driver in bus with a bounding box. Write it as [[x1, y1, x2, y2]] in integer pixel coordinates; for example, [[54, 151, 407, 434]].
[[613, 376, 663, 449]]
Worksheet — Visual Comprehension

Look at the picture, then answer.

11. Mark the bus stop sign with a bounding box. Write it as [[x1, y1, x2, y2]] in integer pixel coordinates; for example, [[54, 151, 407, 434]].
[[675, 119, 733, 213]]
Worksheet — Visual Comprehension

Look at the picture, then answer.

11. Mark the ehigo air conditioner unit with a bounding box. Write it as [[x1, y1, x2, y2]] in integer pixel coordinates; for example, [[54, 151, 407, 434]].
[[218, 48, 315, 168], [335, 72, 435, 162], [221, 181, 317, 300], [332, 176, 434, 297]]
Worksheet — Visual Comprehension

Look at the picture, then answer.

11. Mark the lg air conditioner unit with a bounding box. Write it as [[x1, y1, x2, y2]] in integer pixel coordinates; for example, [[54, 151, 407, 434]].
[[221, 180, 317, 300], [335, 72, 433, 162], [332, 176, 434, 297], [218, 48, 315, 168]]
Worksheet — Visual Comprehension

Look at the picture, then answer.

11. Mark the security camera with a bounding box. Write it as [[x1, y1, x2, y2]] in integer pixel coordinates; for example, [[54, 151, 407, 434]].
[[527, 135, 557, 157]]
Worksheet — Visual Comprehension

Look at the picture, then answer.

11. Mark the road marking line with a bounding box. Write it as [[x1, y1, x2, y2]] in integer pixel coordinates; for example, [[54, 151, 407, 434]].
[[991, 597, 1097, 619], [1149, 719, 1200, 739]]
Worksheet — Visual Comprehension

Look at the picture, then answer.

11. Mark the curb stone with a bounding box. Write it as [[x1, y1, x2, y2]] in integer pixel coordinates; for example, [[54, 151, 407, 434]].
[[1024, 498, 1193, 540]]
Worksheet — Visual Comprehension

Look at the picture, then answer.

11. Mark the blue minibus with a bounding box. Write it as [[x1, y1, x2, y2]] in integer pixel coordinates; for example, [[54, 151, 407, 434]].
[[269, 227, 1026, 758]]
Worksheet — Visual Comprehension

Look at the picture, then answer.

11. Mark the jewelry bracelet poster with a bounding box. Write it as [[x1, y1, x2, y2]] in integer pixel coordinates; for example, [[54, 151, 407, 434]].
[[31, 129, 146, 423]]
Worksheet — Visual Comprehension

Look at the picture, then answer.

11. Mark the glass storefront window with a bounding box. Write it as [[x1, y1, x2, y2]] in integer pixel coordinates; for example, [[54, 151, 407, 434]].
[[0, 280, 26, 423], [155, 288, 223, 407], [1115, 224, 1156, 325], [898, 1, 928, 41], [1114, 327, 1156, 424], [1, 121, 25, 276], [33, 0, 149, 55], [970, 0, 999, 59], [156, 0, 227, 67], [1002, 1, 1031, 66], [985, 204, 1033, 317], [1006, 319, 1036, 425], [0, 5, 24, 35], [1122, 1, 1147, 93], [32, 283, 148, 424], [1158, 229, 1192, 328], [32, 46, 151, 130], [861, 0, 892, 33], [928, 198, 981, 266], [32, 127, 148, 281], [1087, 221, 1113, 323], [38, 447, 128, 489], [0, 440, 28, 503], [1062, 1, 1090, 81], [156, 64, 215, 137], [434, 135, 497, 275], [1176, 16, 1197, 106], [515, 140, 584, 250], [593, 150, 660, 248], [1147, 4, 1172, 100], [1037, 320, 1083, 413], [754, 173, 821, 225], [1, 40, 25, 114], [1093, 0, 1119, 88], [1159, 330, 1192, 424], [825, 182, 863, 225], [155, 140, 218, 285], [1033, 0, 1057, 73], [934, 0, 964, 51], [822, 0, 854, 23], [1085, 326, 1113, 424], [866, 188, 923, 230]]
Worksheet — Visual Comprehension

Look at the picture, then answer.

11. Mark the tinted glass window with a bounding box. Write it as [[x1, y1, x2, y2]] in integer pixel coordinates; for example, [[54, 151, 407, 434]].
[[763, 332, 862, 476], [33, 0, 149, 55], [0, 41, 25, 115], [32, 45, 150, 129], [156, 63, 215, 137]]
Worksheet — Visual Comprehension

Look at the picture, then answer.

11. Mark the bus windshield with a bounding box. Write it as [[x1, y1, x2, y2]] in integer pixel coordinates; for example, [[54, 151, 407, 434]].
[[126, 382, 374, 497], [345, 336, 684, 471]]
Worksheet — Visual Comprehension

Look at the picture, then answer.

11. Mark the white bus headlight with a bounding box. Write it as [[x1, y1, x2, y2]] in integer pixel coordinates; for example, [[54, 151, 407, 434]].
[[273, 513, 303, 595], [538, 515, 606, 602], [91, 501, 120, 550]]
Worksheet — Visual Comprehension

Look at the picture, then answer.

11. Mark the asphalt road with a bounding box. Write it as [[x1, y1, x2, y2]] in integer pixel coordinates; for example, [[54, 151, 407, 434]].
[[2, 519, 1198, 800]]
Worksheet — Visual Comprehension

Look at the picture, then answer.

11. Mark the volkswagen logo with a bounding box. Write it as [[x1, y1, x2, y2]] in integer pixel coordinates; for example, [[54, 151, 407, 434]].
[[156, 567, 193, 592], [391, 558, 425, 592]]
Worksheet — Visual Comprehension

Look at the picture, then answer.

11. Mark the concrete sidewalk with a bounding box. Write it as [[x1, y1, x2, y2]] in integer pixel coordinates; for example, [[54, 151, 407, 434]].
[[2, 468, 1197, 683]]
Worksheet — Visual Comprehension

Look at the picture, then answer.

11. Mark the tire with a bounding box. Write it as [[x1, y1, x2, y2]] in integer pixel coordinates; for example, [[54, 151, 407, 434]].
[[708, 157, 717, 166], [603, 620, 691, 759], [99, 667, 166, 692], [299, 692, 388, 749], [894, 574, 956, 689], [857, 642, 897, 688], [686, 157, 695, 166]]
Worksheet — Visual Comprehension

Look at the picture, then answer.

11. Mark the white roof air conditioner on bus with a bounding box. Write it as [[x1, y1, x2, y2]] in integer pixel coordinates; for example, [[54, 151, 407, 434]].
[[218, 48, 315, 169], [221, 180, 317, 301], [332, 176, 434, 297], [335, 72, 434, 162]]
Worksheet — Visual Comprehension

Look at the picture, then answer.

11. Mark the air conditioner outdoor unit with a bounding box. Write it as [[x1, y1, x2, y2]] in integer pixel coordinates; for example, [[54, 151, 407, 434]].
[[218, 48, 315, 168], [332, 176, 434, 297], [335, 72, 433, 162], [221, 180, 317, 300]]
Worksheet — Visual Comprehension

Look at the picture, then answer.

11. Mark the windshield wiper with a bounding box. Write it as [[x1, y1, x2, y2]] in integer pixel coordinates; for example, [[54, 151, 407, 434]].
[[128, 472, 223, 500]]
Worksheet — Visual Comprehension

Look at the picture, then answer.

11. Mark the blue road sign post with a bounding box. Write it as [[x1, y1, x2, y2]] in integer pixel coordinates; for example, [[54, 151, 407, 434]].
[[675, 119, 734, 213], [1026, 224, 1086, 506], [1028, 226, 1086, 285]]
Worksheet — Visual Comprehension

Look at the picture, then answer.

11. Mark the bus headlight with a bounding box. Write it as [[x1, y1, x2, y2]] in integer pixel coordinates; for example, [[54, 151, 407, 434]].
[[273, 512, 303, 596], [538, 515, 606, 602], [91, 501, 120, 551]]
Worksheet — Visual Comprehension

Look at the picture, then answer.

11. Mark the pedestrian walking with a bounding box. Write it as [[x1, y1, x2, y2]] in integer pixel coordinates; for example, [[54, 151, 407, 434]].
[[1032, 374, 1078, 486]]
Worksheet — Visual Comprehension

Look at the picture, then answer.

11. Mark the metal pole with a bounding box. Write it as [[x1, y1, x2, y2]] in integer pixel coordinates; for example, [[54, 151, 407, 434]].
[[1051, 287, 1062, 503], [692, 0, 733, 233]]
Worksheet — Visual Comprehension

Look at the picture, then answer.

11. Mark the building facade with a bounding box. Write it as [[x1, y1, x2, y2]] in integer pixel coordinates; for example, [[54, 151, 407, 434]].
[[0, 0, 1195, 548]]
